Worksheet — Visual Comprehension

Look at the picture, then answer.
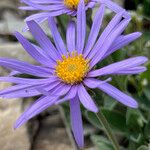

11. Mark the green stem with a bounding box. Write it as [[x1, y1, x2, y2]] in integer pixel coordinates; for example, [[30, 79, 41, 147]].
[[96, 111, 120, 150]]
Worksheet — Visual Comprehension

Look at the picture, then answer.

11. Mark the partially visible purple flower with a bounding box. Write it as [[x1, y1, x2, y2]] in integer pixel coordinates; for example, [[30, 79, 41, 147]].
[[20, 0, 130, 31], [0, 0, 147, 148]]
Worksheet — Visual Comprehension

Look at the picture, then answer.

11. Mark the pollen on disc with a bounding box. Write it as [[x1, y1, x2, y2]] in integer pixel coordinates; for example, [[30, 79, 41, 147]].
[[55, 51, 89, 84], [64, 0, 89, 9]]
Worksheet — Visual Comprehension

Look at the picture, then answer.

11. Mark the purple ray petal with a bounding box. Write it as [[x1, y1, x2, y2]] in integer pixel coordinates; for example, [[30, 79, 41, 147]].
[[2, 87, 41, 98], [21, 0, 64, 11], [86, 1, 96, 9], [90, 18, 131, 68], [23, 8, 71, 30], [98, 83, 138, 108], [76, 0, 86, 54], [0, 77, 58, 98], [66, 21, 76, 53], [102, 32, 142, 59], [48, 17, 67, 56], [78, 84, 98, 112], [116, 66, 147, 74], [0, 77, 57, 85], [83, 77, 112, 88], [24, 0, 62, 4], [25, 12, 55, 21], [8, 70, 22, 76], [27, 20, 61, 61], [14, 32, 55, 67], [55, 85, 78, 104], [70, 96, 84, 148], [84, 79, 138, 108], [88, 56, 148, 77], [50, 83, 72, 96], [14, 95, 58, 129], [36, 80, 62, 96], [19, 6, 38, 10], [32, 44, 51, 60], [84, 5, 105, 57], [99, 0, 130, 19], [23, 15, 49, 32], [87, 11, 125, 60], [0, 58, 51, 77], [0, 84, 42, 98]]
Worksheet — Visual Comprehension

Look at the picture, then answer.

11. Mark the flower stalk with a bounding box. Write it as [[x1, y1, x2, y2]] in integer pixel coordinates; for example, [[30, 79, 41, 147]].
[[96, 111, 120, 150]]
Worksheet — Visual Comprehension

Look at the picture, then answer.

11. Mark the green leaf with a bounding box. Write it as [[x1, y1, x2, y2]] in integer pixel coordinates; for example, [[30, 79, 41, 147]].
[[137, 145, 149, 150], [130, 133, 142, 143], [140, 62, 150, 83], [85, 110, 102, 129], [143, 87, 150, 101], [103, 96, 118, 110], [85, 108, 127, 134], [91, 135, 126, 150], [126, 109, 147, 129], [91, 135, 114, 150], [144, 119, 150, 139]]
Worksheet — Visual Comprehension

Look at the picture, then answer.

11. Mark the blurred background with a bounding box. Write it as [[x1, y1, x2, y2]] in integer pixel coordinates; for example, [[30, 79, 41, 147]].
[[0, 0, 150, 150]]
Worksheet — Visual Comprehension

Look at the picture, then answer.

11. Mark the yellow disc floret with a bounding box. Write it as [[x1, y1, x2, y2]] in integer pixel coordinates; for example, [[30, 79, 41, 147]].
[[64, 0, 89, 10], [55, 51, 89, 84]]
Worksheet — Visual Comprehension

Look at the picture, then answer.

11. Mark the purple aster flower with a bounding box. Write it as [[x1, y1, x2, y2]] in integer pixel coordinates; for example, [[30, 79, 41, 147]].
[[20, 0, 130, 31], [0, 0, 147, 148]]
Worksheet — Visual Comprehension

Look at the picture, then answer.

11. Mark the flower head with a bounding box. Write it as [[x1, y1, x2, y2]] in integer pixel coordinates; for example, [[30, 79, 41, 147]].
[[20, 0, 130, 31], [0, 1, 147, 148]]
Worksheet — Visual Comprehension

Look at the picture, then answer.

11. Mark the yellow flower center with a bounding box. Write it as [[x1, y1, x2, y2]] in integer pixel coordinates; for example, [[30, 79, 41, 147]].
[[55, 51, 89, 84], [64, 0, 89, 10]]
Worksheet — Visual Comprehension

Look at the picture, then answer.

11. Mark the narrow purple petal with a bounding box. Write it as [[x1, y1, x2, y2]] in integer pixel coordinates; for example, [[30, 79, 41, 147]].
[[8, 70, 21, 76], [48, 17, 67, 56], [36, 80, 62, 96], [14, 95, 58, 129], [0, 58, 51, 77], [27, 20, 61, 61], [0, 84, 41, 98], [84, 5, 105, 57], [84, 79, 138, 108], [32, 44, 51, 60], [102, 32, 142, 59], [24, 0, 62, 4], [23, 9, 70, 31], [98, 83, 138, 108], [50, 83, 72, 96], [14, 31, 55, 67], [66, 21, 76, 53], [90, 18, 131, 68], [85, 1, 96, 9], [55, 85, 78, 104], [78, 84, 98, 112], [88, 56, 148, 77], [25, 12, 55, 21], [116, 66, 147, 74], [0, 77, 57, 85], [21, 0, 64, 11], [99, 0, 130, 19], [83, 77, 112, 88], [76, 0, 86, 54], [23, 15, 48, 32], [19, 6, 38, 10], [87, 11, 125, 60], [70, 96, 84, 148]]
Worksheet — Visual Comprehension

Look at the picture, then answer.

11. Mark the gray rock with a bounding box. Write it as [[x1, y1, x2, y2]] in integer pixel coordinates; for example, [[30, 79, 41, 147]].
[[0, 82, 31, 150], [32, 110, 72, 150], [0, 43, 36, 64]]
